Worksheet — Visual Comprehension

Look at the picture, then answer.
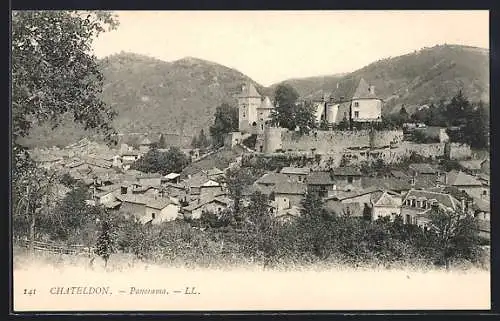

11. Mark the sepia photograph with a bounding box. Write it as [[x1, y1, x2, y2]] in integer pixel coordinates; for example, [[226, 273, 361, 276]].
[[11, 10, 490, 312]]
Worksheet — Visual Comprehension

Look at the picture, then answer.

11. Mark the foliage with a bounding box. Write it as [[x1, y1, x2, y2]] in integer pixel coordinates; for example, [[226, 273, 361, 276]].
[[158, 133, 167, 149], [95, 218, 117, 267], [191, 129, 210, 149], [270, 84, 299, 130], [426, 206, 481, 268], [294, 101, 318, 135], [209, 103, 238, 147], [411, 129, 440, 143], [131, 146, 189, 175], [12, 10, 119, 142], [59, 173, 78, 188]]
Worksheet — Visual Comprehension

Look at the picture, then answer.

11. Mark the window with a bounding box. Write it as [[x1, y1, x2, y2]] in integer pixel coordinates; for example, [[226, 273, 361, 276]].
[[243, 111, 246, 117], [152, 213, 156, 219], [354, 111, 359, 118], [354, 102, 359, 107], [347, 176, 353, 183]]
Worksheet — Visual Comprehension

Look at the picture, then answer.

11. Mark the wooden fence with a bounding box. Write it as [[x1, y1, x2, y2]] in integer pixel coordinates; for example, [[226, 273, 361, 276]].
[[15, 239, 94, 256]]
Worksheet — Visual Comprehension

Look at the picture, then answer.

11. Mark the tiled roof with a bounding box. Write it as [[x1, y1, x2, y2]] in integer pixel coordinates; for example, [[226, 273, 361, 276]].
[[409, 163, 438, 174], [121, 150, 140, 156], [332, 166, 362, 176], [446, 170, 482, 187], [403, 189, 460, 210], [255, 172, 291, 185], [137, 173, 162, 179], [182, 195, 231, 212], [472, 197, 490, 213], [326, 201, 363, 217], [391, 170, 410, 179], [458, 160, 483, 170], [306, 171, 335, 185], [280, 167, 310, 175], [204, 167, 224, 177], [140, 137, 152, 145], [164, 173, 181, 180], [146, 198, 171, 210], [259, 96, 274, 109], [273, 182, 307, 195], [326, 187, 382, 202], [372, 191, 402, 207], [237, 83, 261, 98], [362, 177, 411, 191]]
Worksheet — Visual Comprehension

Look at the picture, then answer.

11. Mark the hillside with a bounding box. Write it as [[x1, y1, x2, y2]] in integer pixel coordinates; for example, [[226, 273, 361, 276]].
[[19, 44, 489, 148], [20, 52, 267, 148], [281, 44, 489, 115]]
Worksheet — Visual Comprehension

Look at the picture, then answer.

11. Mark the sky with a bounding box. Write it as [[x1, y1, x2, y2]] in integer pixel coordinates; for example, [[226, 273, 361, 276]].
[[92, 11, 489, 86]]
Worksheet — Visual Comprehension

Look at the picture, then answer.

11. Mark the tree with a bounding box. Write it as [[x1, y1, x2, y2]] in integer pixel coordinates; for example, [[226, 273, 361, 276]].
[[158, 133, 167, 149], [95, 219, 117, 268], [271, 84, 299, 130], [12, 11, 119, 142], [398, 106, 410, 124], [426, 205, 480, 269], [131, 146, 189, 175], [196, 129, 210, 149], [12, 11, 118, 241], [209, 103, 238, 147], [462, 102, 489, 149], [294, 101, 318, 135]]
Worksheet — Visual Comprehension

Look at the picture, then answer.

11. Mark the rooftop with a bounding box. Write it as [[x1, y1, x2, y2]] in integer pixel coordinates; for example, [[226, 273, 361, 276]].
[[280, 167, 310, 175], [306, 171, 335, 185], [237, 82, 261, 98], [446, 170, 483, 187], [273, 182, 307, 195], [403, 189, 460, 210], [409, 163, 439, 174], [255, 172, 291, 185], [332, 166, 362, 176]]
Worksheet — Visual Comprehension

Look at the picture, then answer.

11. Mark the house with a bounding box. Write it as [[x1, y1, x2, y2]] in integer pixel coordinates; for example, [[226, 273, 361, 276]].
[[183, 173, 224, 201], [93, 184, 121, 207], [370, 191, 403, 221], [139, 137, 153, 153], [408, 163, 439, 178], [181, 195, 232, 220], [306, 171, 336, 197], [115, 194, 150, 220], [458, 160, 484, 174], [280, 167, 310, 183], [319, 78, 382, 124], [332, 166, 362, 190], [255, 172, 291, 187], [477, 220, 490, 242], [445, 170, 486, 198], [137, 173, 162, 187], [272, 182, 307, 211], [472, 196, 490, 221], [324, 201, 364, 218], [162, 183, 188, 202], [203, 167, 225, 181], [163, 172, 181, 184], [324, 187, 382, 219], [362, 177, 411, 193], [275, 207, 302, 223], [144, 198, 180, 224], [390, 170, 410, 180], [401, 189, 462, 226], [121, 150, 140, 168]]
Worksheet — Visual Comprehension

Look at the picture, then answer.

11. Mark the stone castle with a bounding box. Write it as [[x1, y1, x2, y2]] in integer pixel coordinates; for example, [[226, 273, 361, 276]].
[[235, 79, 385, 153]]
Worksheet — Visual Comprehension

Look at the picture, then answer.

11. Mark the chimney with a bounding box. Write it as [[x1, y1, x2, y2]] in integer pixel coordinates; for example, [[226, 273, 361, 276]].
[[461, 197, 466, 212]]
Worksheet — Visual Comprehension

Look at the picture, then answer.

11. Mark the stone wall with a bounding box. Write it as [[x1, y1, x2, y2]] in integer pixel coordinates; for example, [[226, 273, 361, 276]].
[[280, 129, 403, 154], [445, 143, 472, 160]]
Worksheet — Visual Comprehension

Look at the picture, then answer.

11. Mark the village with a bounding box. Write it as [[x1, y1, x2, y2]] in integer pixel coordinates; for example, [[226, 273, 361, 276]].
[[28, 79, 491, 244]]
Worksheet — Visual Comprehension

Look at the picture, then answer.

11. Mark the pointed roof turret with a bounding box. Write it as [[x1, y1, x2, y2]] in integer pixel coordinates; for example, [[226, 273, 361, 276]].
[[352, 78, 377, 99], [258, 96, 274, 109], [237, 82, 261, 98]]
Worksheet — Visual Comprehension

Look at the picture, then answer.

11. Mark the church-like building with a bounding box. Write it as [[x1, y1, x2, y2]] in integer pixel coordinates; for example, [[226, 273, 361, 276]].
[[236, 83, 274, 134]]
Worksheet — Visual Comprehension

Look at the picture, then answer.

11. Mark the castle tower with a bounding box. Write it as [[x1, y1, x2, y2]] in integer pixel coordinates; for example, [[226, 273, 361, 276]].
[[237, 83, 261, 133], [256, 96, 274, 133], [263, 126, 282, 154]]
